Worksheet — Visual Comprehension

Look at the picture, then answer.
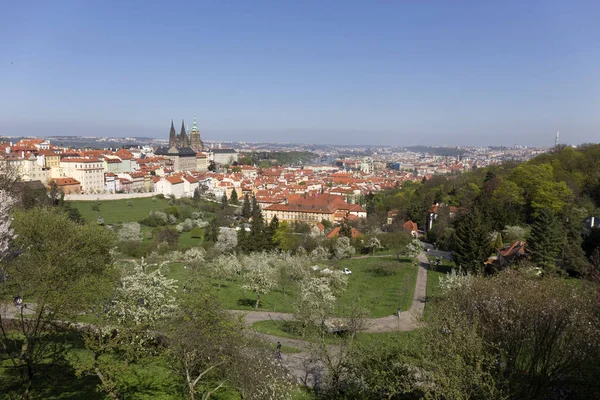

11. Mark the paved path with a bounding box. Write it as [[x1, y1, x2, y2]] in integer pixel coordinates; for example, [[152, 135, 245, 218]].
[[233, 253, 430, 333]]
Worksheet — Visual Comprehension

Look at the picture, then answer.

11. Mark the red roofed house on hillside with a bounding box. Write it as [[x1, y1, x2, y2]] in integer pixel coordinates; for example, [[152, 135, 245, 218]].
[[50, 177, 81, 194], [486, 241, 531, 271], [155, 176, 185, 198], [402, 220, 419, 237], [326, 226, 363, 239]]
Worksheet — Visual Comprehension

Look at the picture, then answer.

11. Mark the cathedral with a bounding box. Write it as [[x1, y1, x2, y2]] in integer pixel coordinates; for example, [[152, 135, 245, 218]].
[[155, 118, 205, 172], [168, 118, 204, 151]]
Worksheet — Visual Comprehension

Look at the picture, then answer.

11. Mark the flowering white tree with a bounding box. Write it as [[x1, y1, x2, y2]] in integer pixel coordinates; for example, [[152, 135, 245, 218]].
[[77, 258, 178, 399], [365, 237, 382, 256], [438, 268, 474, 291], [400, 239, 423, 259], [295, 271, 348, 331], [311, 245, 330, 261], [275, 252, 310, 308], [214, 227, 238, 253], [0, 190, 15, 262], [209, 254, 242, 288], [108, 259, 178, 340], [182, 247, 206, 268], [334, 236, 355, 259], [118, 222, 142, 242], [241, 253, 276, 309]]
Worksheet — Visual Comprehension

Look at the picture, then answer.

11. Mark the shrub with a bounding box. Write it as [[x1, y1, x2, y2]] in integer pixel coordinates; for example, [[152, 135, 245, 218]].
[[153, 226, 179, 247], [165, 206, 179, 219], [118, 240, 153, 258], [140, 211, 168, 227], [190, 227, 203, 239]]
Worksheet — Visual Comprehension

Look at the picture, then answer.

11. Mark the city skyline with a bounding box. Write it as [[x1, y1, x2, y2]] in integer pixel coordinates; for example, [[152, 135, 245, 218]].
[[1, 1, 599, 146]]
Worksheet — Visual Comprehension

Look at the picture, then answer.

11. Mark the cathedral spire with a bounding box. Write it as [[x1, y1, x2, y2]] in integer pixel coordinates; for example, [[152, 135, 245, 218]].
[[168, 119, 176, 148], [180, 119, 189, 147]]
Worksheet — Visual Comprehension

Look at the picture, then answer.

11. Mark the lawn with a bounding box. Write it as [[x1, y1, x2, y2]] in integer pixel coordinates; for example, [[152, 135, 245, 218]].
[[331, 257, 418, 317], [163, 256, 417, 317], [70, 197, 171, 225], [178, 230, 204, 251]]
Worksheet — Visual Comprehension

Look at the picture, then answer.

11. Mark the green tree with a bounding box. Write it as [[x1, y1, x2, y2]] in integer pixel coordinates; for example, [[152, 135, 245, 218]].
[[453, 208, 491, 274], [241, 194, 251, 219], [339, 217, 352, 238], [220, 193, 228, 210], [205, 218, 220, 243], [163, 285, 243, 400], [229, 189, 239, 205], [529, 208, 562, 272], [2, 207, 116, 399]]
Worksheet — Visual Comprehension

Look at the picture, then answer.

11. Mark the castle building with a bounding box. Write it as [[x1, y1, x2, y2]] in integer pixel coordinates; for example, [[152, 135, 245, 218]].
[[156, 119, 200, 172]]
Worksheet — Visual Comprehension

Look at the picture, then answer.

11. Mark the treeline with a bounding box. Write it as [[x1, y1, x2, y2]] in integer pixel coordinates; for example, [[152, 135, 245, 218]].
[[238, 151, 317, 167], [366, 144, 600, 275]]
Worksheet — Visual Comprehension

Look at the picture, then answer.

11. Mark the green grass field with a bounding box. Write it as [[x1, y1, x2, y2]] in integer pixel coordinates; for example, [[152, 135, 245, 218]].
[[70, 197, 172, 225], [163, 256, 417, 317], [332, 257, 418, 317]]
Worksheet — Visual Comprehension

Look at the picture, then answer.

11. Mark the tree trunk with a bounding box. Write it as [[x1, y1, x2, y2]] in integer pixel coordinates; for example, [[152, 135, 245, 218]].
[[94, 366, 120, 399], [255, 295, 260, 309]]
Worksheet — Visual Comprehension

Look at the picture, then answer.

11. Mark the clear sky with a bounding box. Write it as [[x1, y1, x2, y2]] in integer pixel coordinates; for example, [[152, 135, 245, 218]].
[[1, 0, 599, 146]]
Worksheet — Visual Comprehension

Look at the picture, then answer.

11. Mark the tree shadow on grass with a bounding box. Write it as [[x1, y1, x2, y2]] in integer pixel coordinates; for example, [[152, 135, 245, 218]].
[[237, 298, 256, 308], [366, 267, 396, 277], [1, 363, 103, 400]]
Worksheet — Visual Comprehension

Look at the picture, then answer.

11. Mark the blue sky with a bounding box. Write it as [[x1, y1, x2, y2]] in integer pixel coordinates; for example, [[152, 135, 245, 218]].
[[1, 0, 598, 146]]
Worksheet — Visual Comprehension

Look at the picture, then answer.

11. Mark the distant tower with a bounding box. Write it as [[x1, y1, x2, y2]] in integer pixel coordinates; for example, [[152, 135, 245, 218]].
[[168, 120, 177, 148], [555, 131, 560, 147], [189, 117, 204, 151]]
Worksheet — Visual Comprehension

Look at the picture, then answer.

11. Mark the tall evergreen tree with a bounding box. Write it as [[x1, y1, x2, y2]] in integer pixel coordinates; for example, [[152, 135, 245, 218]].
[[230, 189, 239, 205], [251, 196, 262, 224], [453, 208, 491, 274], [529, 208, 562, 272], [237, 225, 249, 253], [221, 193, 228, 210], [241, 194, 251, 219], [206, 218, 220, 243], [559, 208, 590, 275], [339, 217, 352, 238]]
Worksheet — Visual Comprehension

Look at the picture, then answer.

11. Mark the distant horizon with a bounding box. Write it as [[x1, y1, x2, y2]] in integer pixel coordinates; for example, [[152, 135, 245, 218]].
[[0, 126, 586, 149]]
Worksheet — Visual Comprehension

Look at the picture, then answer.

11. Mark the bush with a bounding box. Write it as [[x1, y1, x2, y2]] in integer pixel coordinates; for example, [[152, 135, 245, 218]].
[[118, 240, 153, 258], [165, 206, 179, 219], [155, 194, 165, 200], [190, 227, 203, 239], [153, 226, 180, 248], [140, 211, 168, 227]]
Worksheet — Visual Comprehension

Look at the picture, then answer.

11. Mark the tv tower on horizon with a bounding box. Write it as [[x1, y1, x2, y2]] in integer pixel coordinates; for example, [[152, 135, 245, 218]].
[[555, 131, 560, 147]]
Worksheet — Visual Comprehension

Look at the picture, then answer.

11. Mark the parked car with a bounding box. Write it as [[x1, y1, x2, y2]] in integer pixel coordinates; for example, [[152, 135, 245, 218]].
[[343, 268, 352, 275]]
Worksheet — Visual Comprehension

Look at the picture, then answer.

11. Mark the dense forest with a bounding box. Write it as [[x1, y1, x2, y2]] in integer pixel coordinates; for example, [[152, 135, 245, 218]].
[[365, 144, 600, 275]]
